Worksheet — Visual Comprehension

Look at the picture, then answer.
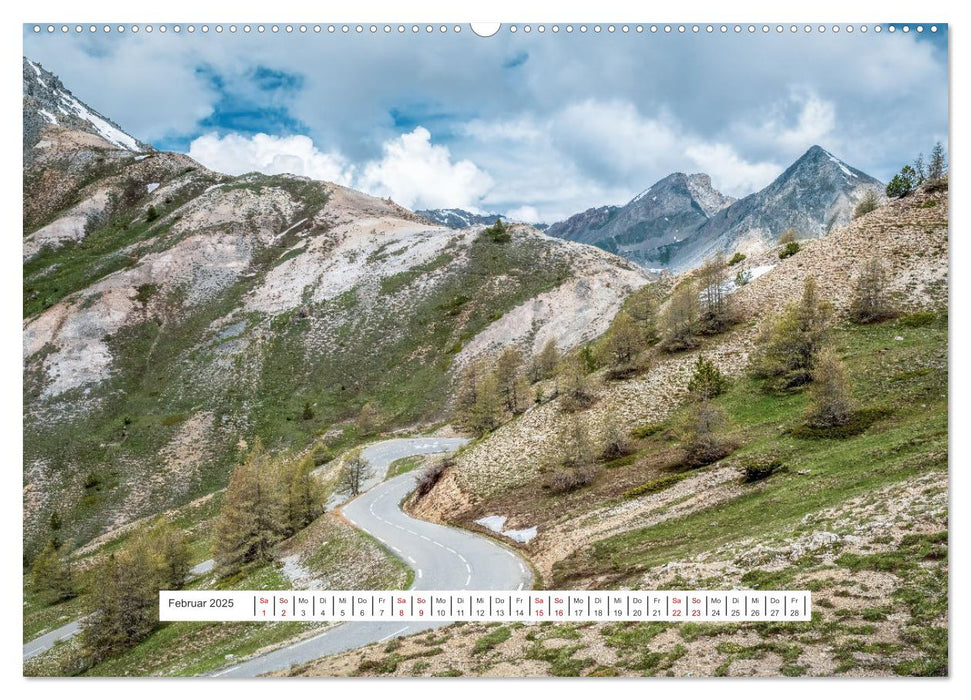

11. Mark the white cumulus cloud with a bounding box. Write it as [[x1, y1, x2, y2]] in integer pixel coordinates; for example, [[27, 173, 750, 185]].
[[188, 133, 353, 185], [357, 127, 493, 211], [188, 127, 494, 213]]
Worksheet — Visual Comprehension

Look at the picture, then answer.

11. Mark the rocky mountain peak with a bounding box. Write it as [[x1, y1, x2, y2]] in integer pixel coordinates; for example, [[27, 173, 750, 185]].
[[23, 56, 148, 153]]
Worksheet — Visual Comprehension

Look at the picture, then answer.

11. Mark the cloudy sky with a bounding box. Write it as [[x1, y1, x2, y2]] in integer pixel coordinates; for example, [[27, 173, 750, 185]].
[[24, 25, 948, 222]]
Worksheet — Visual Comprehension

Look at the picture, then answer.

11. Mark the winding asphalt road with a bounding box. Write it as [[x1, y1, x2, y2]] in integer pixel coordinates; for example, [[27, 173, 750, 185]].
[[212, 437, 533, 677], [23, 438, 533, 675]]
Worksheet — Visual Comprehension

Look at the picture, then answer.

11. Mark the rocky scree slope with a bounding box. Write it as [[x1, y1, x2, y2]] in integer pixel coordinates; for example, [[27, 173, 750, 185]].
[[22, 60, 649, 555]]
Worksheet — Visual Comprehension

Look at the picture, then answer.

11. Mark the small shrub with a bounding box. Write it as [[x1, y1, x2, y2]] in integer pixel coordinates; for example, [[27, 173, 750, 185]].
[[854, 190, 880, 219], [791, 407, 892, 439], [602, 453, 637, 469], [886, 165, 917, 199], [778, 228, 799, 245], [687, 356, 729, 400], [849, 258, 896, 324], [543, 465, 598, 493], [145, 205, 159, 222], [474, 626, 512, 655], [482, 219, 511, 243], [301, 401, 315, 421], [728, 252, 746, 266], [898, 311, 937, 328], [415, 458, 451, 498], [160, 413, 186, 427], [803, 348, 854, 429], [675, 400, 736, 469], [599, 416, 634, 461], [778, 241, 801, 259], [740, 456, 786, 483], [357, 654, 401, 674], [631, 423, 664, 439], [623, 471, 692, 498]]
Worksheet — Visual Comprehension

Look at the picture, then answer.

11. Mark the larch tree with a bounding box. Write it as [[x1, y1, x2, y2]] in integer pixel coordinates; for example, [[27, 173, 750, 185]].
[[804, 348, 854, 428], [30, 540, 76, 605], [495, 346, 528, 414], [530, 338, 561, 383], [605, 311, 644, 378], [660, 282, 700, 352], [281, 453, 323, 535], [214, 439, 284, 571], [751, 277, 832, 392], [849, 257, 895, 324], [697, 254, 734, 334], [338, 449, 375, 498]]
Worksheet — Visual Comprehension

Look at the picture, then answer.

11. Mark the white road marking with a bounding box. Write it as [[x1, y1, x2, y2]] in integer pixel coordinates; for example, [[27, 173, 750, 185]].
[[517, 582, 523, 591], [465, 574, 471, 586], [378, 626, 410, 643], [433, 541, 445, 548], [408, 556, 416, 564], [417, 569, 423, 579], [420, 535, 431, 542], [458, 554, 467, 563], [446, 547, 456, 554], [465, 563, 471, 573]]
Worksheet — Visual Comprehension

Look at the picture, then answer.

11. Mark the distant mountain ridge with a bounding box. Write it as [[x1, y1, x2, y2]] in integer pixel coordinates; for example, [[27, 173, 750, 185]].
[[416, 208, 507, 229], [547, 172, 735, 266], [548, 146, 884, 271]]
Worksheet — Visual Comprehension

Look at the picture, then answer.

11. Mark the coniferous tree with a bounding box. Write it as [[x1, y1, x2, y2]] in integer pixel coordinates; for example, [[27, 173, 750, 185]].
[[804, 348, 854, 428], [151, 520, 192, 590], [886, 165, 917, 198], [30, 540, 76, 605], [660, 282, 700, 352], [697, 254, 735, 334], [281, 454, 323, 535], [849, 258, 895, 324], [214, 439, 284, 571], [83, 535, 161, 663], [495, 346, 528, 414], [913, 153, 927, 184], [530, 338, 561, 383], [604, 311, 644, 378], [854, 189, 880, 219], [599, 410, 633, 460], [687, 356, 729, 400], [558, 355, 596, 412], [751, 277, 832, 392], [677, 399, 733, 468], [928, 142, 947, 183], [338, 449, 374, 498], [468, 370, 502, 435]]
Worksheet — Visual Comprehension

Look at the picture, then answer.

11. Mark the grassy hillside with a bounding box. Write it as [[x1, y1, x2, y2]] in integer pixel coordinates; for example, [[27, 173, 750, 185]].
[[287, 310, 947, 678], [23, 140, 643, 556]]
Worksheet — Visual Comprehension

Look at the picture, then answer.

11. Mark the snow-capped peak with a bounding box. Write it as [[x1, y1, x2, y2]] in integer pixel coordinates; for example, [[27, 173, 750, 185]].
[[23, 56, 145, 152]]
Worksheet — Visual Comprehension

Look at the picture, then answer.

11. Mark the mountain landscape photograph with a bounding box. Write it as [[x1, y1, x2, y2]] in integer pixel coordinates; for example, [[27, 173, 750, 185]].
[[20, 19, 949, 681]]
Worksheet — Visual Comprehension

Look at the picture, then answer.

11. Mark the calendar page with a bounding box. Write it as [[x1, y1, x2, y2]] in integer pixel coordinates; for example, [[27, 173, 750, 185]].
[[21, 11, 949, 682]]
